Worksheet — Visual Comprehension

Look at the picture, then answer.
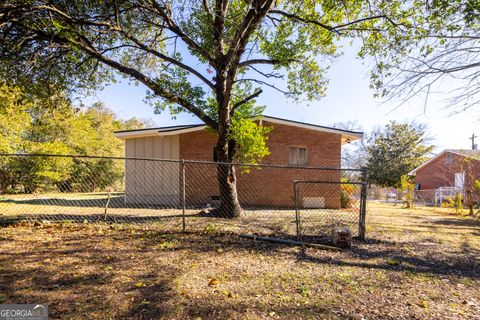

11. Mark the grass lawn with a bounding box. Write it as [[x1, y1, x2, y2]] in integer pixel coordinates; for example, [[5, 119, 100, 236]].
[[0, 202, 479, 319]]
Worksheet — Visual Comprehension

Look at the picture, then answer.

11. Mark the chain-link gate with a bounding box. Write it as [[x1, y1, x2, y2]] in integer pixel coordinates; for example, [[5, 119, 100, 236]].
[[293, 168, 367, 243]]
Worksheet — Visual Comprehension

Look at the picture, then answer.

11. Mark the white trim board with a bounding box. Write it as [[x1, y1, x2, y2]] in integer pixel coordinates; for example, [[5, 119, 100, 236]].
[[261, 116, 363, 140], [114, 115, 363, 142], [115, 125, 207, 139]]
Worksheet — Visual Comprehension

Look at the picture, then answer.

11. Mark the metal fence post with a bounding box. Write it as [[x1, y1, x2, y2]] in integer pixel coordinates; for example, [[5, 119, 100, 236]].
[[181, 160, 186, 233], [293, 182, 301, 241], [358, 167, 368, 240]]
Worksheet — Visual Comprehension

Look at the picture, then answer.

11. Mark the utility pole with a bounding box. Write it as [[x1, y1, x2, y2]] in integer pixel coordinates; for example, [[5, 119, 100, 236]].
[[469, 133, 478, 150]]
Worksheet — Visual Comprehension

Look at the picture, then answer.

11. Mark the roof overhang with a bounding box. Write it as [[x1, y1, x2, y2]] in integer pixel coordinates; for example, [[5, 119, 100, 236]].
[[261, 116, 363, 144], [114, 125, 207, 139], [114, 115, 364, 143]]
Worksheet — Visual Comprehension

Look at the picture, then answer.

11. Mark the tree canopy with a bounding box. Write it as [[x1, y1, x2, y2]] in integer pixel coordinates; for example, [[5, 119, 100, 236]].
[[0, 0, 401, 146], [366, 121, 434, 189], [0, 81, 150, 193], [0, 0, 405, 217]]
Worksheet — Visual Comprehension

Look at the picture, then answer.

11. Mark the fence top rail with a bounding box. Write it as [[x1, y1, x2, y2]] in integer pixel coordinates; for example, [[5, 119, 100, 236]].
[[0, 153, 365, 172]]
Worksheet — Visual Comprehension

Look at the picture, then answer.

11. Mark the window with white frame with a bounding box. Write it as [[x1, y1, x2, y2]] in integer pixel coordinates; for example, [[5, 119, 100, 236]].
[[289, 146, 308, 166]]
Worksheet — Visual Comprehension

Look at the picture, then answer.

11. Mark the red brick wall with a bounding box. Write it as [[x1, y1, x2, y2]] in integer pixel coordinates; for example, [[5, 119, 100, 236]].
[[179, 121, 342, 208], [415, 152, 480, 193]]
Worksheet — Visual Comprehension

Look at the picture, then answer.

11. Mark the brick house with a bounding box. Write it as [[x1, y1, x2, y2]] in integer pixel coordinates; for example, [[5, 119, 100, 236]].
[[114, 116, 363, 208], [409, 149, 480, 202]]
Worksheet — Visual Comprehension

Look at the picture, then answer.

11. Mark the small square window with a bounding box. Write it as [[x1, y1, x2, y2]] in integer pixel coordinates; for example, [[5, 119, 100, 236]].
[[289, 147, 308, 166], [445, 153, 453, 165]]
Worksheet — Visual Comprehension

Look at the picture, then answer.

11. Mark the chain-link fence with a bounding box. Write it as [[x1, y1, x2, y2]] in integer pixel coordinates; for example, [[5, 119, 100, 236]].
[[0, 154, 367, 244]]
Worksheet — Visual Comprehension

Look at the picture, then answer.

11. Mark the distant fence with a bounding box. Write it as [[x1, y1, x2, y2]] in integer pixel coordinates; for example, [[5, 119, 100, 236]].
[[367, 185, 478, 208], [0, 154, 367, 244]]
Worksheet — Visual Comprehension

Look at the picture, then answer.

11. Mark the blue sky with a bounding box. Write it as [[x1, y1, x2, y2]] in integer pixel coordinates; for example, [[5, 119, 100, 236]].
[[82, 43, 478, 153]]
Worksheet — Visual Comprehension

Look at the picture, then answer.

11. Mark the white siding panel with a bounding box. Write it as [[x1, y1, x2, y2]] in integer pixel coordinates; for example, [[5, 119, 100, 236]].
[[153, 136, 164, 200], [135, 138, 145, 202], [125, 139, 136, 199], [144, 136, 155, 203], [124, 135, 180, 205]]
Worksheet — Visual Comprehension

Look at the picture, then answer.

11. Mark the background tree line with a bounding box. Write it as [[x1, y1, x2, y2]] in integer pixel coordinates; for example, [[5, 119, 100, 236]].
[[0, 81, 151, 194]]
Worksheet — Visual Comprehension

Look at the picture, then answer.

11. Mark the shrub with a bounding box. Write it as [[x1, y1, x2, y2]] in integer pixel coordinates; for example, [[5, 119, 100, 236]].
[[442, 193, 464, 214], [340, 178, 357, 208]]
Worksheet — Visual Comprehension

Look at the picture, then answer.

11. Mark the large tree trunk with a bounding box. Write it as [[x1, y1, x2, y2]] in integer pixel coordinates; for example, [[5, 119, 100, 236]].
[[216, 159, 242, 218], [213, 123, 242, 218], [212, 81, 243, 218]]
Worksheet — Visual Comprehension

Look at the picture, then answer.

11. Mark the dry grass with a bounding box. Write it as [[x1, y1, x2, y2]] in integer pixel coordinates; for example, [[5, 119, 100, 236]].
[[0, 202, 479, 319]]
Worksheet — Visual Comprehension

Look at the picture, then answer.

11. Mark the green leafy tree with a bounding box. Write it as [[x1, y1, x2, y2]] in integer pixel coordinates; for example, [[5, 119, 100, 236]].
[[0, 82, 150, 193], [12, 144, 73, 193], [0, 0, 400, 217], [366, 121, 434, 189], [0, 83, 30, 192]]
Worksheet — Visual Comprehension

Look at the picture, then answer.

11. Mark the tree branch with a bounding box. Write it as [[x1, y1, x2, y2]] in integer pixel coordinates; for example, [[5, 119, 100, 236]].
[[231, 89, 263, 114], [202, 0, 212, 17], [225, 0, 274, 68], [118, 28, 215, 90], [147, 0, 215, 64], [33, 29, 217, 129], [268, 10, 398, 34], [234, 78, 295, 95], [239, 58, 297, 67], [333, 15, 399, 31], [268, 10, 338, 34], [249, 65, 284, 79]]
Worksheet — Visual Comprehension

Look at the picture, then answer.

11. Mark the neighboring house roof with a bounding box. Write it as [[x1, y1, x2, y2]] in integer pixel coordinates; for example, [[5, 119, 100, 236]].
[[408, 149, 480, 175], [114, 115, 364, 143], [445, 149, 480, 158]]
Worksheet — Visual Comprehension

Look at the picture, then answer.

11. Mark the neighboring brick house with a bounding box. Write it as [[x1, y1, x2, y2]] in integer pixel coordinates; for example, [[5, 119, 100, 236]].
[[409, 149, 480, 202], [114, 116, 363, 208]]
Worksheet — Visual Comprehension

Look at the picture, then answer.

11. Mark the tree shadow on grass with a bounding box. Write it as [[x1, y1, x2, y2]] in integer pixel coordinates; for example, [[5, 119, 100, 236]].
[[1, 223, 479, 319], [137, 229, 480, 280], [0, 233, 182, 318], [423, 217, 480, 227], [1, 212, 204, 225], [293, 236, 480, 279]]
